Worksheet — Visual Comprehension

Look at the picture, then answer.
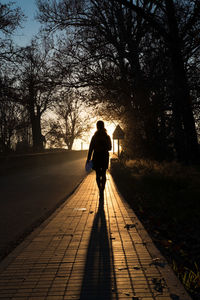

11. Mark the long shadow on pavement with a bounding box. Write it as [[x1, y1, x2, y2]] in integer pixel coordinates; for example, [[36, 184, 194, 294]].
[[79, 195, 117, 300]]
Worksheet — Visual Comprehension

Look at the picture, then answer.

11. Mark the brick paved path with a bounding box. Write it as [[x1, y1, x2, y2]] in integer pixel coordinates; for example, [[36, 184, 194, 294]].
[[0, 172, 191, 300]]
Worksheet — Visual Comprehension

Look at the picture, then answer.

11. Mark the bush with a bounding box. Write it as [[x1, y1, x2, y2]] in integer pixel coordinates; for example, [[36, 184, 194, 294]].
[[111, 159, 200, 299]]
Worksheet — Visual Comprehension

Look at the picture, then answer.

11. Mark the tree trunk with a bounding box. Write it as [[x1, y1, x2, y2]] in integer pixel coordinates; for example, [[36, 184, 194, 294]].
[[29, 98, 43, 152], [165, 0, 199, 162], [33, 115, 43, 151], [66, 136, 74, 150]]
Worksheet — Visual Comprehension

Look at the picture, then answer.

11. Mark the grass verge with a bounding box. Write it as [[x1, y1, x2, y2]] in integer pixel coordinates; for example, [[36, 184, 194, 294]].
[[110, 159, 200, 299]]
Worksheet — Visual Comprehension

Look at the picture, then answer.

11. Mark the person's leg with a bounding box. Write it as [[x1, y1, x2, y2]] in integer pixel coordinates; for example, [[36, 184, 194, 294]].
[[97, 168, 106, 200], [95, 169, 101, 190], [96, 168, 104, 199], [101, 169, 106, 190]]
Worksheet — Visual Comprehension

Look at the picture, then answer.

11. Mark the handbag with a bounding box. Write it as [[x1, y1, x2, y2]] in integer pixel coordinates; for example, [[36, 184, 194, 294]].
[[85, 160, 93, 172]]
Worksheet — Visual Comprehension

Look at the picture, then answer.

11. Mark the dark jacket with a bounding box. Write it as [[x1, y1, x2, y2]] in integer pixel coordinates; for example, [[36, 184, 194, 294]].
[[87, 130, 112, 170]]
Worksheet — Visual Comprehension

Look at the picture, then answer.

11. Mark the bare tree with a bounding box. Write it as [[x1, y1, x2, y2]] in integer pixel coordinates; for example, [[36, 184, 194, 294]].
[[46, 90, 92, 150], [0, 80, 26, 153], [16, 39, 60, 151], [0, 1, 25, 153], [0, 1, 25, 62], [0, 2, 24, 34]]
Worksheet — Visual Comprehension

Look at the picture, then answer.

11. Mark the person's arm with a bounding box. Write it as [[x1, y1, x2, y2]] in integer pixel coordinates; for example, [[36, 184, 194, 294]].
[[107, 135, 112, 151], [87, 136, 95, 161]]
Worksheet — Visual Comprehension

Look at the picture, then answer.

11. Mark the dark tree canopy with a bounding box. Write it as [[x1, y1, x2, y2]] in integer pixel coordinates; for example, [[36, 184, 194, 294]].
[[0, 1, 24, 34], [35, 0, 200, 162]]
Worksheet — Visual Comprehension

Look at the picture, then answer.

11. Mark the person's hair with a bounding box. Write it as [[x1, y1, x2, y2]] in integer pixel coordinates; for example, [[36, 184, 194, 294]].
[[96, 120, 105, 131]]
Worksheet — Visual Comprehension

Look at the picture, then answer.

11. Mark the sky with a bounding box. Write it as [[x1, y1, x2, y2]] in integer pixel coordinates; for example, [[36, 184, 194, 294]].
[[2, 0, 40, 46]]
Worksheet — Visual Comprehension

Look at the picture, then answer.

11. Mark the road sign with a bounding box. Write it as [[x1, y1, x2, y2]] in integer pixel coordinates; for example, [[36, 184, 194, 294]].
[[113, 125, 124, 140], [112, 125, 125, 157]]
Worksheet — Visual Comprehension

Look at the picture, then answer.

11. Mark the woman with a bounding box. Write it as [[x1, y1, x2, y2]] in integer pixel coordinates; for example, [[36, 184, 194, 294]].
[[86, 120, 112, 198]]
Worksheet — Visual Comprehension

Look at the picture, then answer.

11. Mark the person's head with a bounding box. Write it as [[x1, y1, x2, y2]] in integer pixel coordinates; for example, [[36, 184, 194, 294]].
[[96, 120, 105, 131]]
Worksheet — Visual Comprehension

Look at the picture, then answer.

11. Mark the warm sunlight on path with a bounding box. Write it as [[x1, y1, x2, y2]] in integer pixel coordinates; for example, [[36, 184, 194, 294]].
[[0, 172, 191, 299]]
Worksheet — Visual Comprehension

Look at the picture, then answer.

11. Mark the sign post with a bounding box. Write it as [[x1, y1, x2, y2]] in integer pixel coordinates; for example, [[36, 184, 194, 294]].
[[112, 125, 125, 157]]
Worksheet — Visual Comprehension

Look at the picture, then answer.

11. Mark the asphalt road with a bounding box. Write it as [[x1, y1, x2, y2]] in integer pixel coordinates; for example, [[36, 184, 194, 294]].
[[0, 156, 87, 261]]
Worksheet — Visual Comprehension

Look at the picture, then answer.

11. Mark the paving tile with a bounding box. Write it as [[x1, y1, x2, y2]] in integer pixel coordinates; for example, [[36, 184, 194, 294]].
[[0, 172, 192, 300]]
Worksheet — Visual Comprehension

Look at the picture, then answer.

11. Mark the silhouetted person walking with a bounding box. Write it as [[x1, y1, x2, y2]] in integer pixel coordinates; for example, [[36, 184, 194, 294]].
[[87, 121, 112, 198]]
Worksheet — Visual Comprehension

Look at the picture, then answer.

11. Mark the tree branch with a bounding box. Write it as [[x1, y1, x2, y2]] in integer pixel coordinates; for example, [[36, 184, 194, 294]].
[[113, 0, 170, 42]]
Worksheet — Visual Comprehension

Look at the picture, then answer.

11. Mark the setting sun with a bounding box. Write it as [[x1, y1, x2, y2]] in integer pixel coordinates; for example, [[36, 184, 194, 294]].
[[74, 120, 118, 151], [89, 121, 116, 139]]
